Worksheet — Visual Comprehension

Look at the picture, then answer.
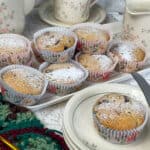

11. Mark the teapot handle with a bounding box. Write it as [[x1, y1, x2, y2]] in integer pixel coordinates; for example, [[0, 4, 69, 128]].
[[24, 0, 35, 15]]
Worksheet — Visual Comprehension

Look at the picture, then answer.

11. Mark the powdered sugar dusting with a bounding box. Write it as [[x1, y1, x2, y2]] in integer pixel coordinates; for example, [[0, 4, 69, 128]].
[[0, 37, 26, 50], [111, 43, 135, 61], [4, 68, 44, 91], [93, 55, 113, 71], [38, 32, 63, 47], [96, 98, 145, 121], [45, 67, 84, 84]]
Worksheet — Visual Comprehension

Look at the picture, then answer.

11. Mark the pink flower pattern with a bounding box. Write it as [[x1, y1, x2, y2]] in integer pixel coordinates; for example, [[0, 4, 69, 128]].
[[49, 86, 57, 94], [0, 2, 15, 33], [126, 131, 139, 143], [0, 86, 6, 95], [102, 72, 110, 80]]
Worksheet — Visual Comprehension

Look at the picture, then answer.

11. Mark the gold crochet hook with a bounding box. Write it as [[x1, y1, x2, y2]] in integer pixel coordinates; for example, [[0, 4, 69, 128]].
[[0, 135, 19, 150]]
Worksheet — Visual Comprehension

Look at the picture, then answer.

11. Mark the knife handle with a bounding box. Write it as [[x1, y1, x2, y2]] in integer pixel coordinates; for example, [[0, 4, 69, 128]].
[[131, 72, 150, 106]]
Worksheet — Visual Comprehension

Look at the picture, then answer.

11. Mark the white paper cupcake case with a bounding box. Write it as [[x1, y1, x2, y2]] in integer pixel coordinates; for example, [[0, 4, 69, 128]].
[[75, 52, 118, 81], [0, 34, 32, 67], [107, 40, 148, 73], [93, 108, 148, 144], [71, 23, 112, 54], [39, 60, 89, 95], [0, 65, 48, 106], [33, 27, 78, 63]]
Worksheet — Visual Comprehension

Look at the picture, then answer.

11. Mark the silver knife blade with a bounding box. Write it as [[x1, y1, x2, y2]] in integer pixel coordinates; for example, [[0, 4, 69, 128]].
[[131, 72, 150, 106]]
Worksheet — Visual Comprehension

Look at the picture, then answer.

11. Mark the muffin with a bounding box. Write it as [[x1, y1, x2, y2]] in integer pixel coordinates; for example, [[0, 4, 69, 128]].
[[76, 53, 117, 81], [0, 34, 32, 68], [36, 32, 75, 52], [71, 23, 112, 54], [2, 69, 44, 95], [107, 41, 147, 73], [40, 61, 88, 95], [0, 65, 48, 106], [93, 93, 148, 144], [34, 27, 77, 63], [75, 28, 110, 43]]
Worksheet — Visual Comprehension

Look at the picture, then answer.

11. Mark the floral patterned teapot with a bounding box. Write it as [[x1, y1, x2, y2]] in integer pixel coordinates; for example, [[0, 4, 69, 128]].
[[0, 0, 35, 34], [123, 0, 150, 51]]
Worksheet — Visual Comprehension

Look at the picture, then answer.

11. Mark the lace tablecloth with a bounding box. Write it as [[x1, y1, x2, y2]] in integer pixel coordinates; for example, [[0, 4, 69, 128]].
[[23, 5, 124, 131]]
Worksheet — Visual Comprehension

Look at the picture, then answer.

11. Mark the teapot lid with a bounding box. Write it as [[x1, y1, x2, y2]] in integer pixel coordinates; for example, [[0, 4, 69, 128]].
[[126, 0, 150, 15]]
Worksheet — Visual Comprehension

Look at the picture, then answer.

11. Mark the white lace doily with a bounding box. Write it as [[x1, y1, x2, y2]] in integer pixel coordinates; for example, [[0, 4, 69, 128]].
[[35, 102, 66, 131]]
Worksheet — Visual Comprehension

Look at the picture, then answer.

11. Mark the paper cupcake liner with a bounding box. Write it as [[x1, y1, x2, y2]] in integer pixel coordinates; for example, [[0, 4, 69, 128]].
[[75, 52, 118, 81], [39, 60, 88, 95], [0, 65, 48, 106], [0, 34, 32, 67], [107, 40, 148, 73], [93, 106, 148, 144], [32, 42, 45, 63], [33, 27, 78, 63], [71, 23, 112, 54], [24, 56, 36, 68]]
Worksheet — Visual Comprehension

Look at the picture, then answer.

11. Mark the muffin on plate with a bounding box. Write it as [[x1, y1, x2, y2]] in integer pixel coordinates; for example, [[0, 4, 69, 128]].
[[93, 93, 148, 144], [107, 41, 147, 73], [39, 60, 88, 95], [34, 27, 77, 63], [76, 53, 117, 81], [0, 34, 32, 68], [0, 65, 48, 106], [71, 23, 112, 54]]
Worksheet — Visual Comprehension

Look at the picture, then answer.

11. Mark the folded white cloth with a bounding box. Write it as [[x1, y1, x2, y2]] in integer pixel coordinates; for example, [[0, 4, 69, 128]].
[[126, 0, 150, 12]]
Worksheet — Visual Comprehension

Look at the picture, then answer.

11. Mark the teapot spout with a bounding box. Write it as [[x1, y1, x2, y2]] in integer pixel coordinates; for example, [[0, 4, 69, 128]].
[[24, 0, 35, 15]]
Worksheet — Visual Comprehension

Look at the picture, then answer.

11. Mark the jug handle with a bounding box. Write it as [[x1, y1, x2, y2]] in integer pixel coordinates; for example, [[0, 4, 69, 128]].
[[24, 0, 35, 15]]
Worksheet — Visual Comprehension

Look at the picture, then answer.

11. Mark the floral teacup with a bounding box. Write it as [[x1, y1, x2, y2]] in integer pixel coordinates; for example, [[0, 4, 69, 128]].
[[54, 0, 97, 24]]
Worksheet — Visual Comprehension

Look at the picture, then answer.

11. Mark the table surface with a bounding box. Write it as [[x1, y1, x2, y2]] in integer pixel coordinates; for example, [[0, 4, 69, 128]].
[[23, 3, 124, 131]]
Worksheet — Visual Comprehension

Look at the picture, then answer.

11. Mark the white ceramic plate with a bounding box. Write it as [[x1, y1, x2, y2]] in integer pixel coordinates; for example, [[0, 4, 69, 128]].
[[26, 22, 122, 111], [38, 1, 106, 27], [26, 22, 150, 111], [27, 66, 150, 111], [63, 83, 150, 150], [63, 127, 77, 150], [27, 92, 73, 111]]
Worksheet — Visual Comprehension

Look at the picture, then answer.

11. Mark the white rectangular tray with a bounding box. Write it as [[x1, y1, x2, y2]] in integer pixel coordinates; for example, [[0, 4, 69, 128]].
[[27, 22, 150, 111]]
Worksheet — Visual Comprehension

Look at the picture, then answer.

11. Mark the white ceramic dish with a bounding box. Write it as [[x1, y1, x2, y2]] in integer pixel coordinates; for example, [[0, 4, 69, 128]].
[[63, 127, 77, 150], [27, 66, 150, 111], [63, 83, 150, 150], [26, 22, 150, 111], [27, 22, 122, 111], [38, 1, 106, 27]]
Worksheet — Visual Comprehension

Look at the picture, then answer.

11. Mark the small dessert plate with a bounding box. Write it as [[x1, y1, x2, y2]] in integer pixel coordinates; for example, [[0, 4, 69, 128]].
[[63, 83, 150, 150], [63, 126, 78, 150], [38, 1, 106, 27]]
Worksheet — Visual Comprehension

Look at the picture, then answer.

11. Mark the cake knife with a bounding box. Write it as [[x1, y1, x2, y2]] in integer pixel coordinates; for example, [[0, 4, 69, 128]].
[[131, 72, 150, 106]]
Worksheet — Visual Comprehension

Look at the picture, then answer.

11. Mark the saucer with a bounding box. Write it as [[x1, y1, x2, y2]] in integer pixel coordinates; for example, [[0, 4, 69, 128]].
[[38, 1, 106, 27]]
